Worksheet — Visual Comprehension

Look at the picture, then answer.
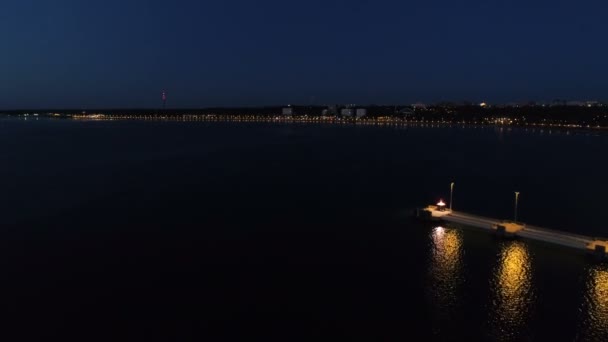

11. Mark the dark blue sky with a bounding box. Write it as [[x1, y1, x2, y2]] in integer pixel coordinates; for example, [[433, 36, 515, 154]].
[[1, 0, 607, 108]]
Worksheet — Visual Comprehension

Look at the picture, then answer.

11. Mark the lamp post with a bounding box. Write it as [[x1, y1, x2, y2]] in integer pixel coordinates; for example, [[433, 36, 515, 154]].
[[450, 182, 455, 212], [514, 192, 520, 223]]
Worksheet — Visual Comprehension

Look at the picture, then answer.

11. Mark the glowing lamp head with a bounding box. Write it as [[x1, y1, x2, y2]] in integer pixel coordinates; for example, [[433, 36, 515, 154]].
[[437, 199, 446, 207]]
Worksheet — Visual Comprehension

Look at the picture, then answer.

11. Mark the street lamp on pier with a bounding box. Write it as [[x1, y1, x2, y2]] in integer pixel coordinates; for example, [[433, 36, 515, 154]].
[[514, 191, 520, 223], [450, 182, 455, 211]]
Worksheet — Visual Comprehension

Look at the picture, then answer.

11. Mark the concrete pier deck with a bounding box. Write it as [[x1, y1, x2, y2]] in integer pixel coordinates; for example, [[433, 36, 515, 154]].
[[418, 205, 608, 257]]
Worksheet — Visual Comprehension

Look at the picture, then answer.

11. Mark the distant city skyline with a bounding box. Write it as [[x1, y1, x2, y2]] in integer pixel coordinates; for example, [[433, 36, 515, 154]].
[[1, 0, 607, 109]]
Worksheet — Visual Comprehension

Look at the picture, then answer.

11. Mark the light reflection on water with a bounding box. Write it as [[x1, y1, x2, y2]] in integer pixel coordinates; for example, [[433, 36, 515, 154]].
[[489, 241, 535, 341], [430, 227, 463, 279], [577, 265, 608, 340], [428, 226, 464, 334], [425, 225, 608, 340]]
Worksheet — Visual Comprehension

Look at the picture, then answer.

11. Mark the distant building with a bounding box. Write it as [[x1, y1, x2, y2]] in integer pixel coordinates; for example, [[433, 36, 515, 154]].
[[355, 108, 367, 118], [328, 105, 338, 115], [322, 105, 338, 117], [282, 107, 293, 116], [411, 103, 427, 110], [399, 107, 415, 116], [341, 108, 354, 117]]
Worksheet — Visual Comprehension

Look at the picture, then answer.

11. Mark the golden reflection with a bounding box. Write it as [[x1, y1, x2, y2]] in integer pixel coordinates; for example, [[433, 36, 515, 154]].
[[430, 227, 462, 278], [578, 266, 608, 340], [428, 226, 464, 321], [491, 241, 534, 340], [590, 269, 608, 324]]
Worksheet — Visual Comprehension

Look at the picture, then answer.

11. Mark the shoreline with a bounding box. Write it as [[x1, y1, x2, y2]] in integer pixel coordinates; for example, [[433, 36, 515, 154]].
[[47, 114, 608, 132], [2, 113, 607, 132]]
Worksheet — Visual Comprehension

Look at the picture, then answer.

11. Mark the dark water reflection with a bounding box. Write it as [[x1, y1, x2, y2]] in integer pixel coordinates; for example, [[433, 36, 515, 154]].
[[1, 118, 608, 340]]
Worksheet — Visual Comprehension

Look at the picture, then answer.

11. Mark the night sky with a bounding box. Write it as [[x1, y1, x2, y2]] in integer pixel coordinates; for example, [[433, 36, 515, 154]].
[[1, 0, 607, 108]]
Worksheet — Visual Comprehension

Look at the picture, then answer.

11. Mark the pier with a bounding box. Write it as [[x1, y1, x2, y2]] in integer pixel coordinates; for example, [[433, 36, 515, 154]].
[[417, 204, 608, 259]]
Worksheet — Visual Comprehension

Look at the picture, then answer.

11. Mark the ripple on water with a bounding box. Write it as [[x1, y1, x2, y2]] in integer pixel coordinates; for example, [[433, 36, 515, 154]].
[[427, 226, 465, 336], [489, 241, 535, 341], [577, 264, 608, 340]]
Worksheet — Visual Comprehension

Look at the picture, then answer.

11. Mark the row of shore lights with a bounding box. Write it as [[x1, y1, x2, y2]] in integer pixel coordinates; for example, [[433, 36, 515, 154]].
[[437, 183, 521, 222]]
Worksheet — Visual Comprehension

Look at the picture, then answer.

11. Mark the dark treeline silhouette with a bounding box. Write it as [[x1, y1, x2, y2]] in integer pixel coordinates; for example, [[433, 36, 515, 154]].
[[2, 104, 607, 127]]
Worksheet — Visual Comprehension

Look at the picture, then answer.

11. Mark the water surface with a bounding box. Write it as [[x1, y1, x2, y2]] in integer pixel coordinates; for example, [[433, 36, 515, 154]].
[[0, 118, 606, 340]]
